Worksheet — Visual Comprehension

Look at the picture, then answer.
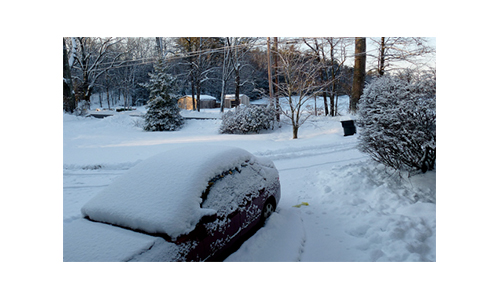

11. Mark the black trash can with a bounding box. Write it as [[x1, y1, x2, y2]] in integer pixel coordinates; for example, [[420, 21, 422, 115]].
[[341, 120, 356, 136]]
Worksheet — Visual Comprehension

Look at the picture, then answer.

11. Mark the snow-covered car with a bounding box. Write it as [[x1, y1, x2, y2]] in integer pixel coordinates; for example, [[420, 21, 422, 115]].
[[64, 146, 280, 262]]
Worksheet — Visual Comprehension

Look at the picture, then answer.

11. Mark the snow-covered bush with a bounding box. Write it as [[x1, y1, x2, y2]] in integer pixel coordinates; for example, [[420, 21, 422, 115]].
[[220, 105, 275, 134], [142, 59, 184, 131], [357, 73, 436, 173]]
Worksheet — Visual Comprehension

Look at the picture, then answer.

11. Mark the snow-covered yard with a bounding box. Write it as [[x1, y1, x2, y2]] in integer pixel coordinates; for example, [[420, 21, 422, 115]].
[[64, 97, 435, 262]]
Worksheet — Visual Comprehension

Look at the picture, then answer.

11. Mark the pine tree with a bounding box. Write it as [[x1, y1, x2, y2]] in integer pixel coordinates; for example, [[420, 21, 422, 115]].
[[143, 59, 184, 131]]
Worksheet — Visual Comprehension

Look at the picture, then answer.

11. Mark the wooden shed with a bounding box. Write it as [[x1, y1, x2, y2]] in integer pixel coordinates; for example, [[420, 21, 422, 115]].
[[224, 94, 250, 108], [178, 95, 217, 110]]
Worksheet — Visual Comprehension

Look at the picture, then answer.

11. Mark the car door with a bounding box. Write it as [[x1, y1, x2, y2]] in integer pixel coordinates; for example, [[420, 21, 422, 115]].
[[235, 163, 268, 233], [200, 169, 243, 260]]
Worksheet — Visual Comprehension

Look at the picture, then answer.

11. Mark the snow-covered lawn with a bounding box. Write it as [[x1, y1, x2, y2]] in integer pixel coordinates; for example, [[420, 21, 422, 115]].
[[64, 99, 435, 262]]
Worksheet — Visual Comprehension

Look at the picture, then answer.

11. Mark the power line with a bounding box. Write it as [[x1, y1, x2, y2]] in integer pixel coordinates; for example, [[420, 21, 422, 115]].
[[72, 37, 401, 74], [83, 38, 270, 70], [73, 37, 323, 72]]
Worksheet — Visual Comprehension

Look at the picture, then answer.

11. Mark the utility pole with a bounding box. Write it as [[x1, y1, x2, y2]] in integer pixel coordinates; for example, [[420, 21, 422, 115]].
[[267, 38, 274, 103], [197, 37, 202, 112], [273, 37, 280, 122], [221, 38, 228, 113]]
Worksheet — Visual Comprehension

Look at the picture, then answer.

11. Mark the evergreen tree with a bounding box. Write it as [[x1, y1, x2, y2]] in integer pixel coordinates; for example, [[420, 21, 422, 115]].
[[143, 59, 184, 131]]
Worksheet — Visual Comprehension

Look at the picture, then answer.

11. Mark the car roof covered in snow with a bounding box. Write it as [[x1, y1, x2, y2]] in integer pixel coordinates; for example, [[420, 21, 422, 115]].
[[81, 145, 255, 239]]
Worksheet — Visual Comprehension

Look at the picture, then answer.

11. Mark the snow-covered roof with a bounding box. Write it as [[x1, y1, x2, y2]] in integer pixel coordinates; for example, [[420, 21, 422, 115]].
[[225, 94, 248, 99], [81, 146, 254, 239], [181, 95, 216, 101]]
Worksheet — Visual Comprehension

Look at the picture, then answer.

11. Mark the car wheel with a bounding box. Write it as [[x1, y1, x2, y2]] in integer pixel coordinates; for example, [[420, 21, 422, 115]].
[[261, 200, 276, 222]]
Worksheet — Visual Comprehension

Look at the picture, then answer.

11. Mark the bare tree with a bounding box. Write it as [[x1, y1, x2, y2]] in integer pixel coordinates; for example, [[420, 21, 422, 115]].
[[71, 37, 125, 108], [370, 37, 435, 76], [302, 37, 354, 117], [226, 37, 258, 107], [325, 37, 352, 116], [115, 38, 153, 109], [303, 38, 330, 116], [275, 46, 328, 139], [63, 38, 76, 113], [175, 37, 197, 110], [175, 37, 223, 111]]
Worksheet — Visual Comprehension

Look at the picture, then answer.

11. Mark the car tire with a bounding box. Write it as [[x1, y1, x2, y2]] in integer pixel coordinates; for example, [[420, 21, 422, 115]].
[[261, 199, 276, 222]]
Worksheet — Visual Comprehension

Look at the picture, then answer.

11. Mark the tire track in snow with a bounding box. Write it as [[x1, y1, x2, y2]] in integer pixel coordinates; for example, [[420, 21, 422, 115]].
[[255, 141, 358, 162], [265, 140, 368, 172], [278, 156, 368, 172], [296, 215, 307, 262], [64, 184, 111, 190]]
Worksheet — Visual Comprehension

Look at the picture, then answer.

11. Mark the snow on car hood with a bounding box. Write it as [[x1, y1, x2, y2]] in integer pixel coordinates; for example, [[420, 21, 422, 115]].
[[81, 145, 254, 239]]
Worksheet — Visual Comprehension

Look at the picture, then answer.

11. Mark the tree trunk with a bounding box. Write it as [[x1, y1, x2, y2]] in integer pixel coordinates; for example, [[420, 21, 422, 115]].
[[321, 68, 328, 116], [82, 65, 92, 109], [235, 69, 240, 107], [351, 37, 366, 113], [330, 64, 336, 116], [63, 39, 76, 113], [106, 86, 110, 110], [378, 37, 386, 76], [155, 37, 163, 57], [197, 37, 202, 112], [273, 37, 280, 122], [292, 125, 299, 139], [335, 93, 339, 116], [190, 74, 196, 111], [221, 38, 228, 113], [220, 81, 226, 113], [196, 85, 201, 112], [124, 88, 128, 109]]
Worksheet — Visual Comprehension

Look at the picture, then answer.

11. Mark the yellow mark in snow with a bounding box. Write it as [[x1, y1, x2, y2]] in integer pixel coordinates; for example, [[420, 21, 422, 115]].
[[293, 202, 309, 208]]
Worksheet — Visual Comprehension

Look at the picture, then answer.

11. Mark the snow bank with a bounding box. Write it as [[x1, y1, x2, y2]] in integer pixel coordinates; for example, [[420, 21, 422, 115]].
[[225, 209, 305, 262], [312, 161, 436, 261], [81, 145, 254, 239], [63, 218, 159, 262]]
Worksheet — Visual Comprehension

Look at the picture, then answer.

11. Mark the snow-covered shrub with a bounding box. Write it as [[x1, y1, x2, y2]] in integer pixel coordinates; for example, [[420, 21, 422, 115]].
[[357, 73, 436, 173], [220, 105, 275, 134], [142, 59, 184, 131]]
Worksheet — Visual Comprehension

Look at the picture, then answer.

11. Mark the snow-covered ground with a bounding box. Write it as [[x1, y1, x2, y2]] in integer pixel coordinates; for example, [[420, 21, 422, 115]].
[[64, 96, 435, 262]]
